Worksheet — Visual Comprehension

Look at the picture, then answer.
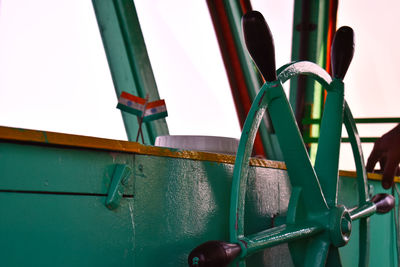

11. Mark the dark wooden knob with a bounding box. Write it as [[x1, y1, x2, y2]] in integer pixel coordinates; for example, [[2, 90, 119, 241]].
[[188, 240, 241, 267], [331, 26, 355, 80], [242, 11, 277, 82], [371, 193, 395, 214]]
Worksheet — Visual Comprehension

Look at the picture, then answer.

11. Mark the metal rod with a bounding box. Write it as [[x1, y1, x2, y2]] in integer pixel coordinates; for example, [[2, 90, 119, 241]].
[[350, 202, 376, 221], [240, 223, 324, 256]]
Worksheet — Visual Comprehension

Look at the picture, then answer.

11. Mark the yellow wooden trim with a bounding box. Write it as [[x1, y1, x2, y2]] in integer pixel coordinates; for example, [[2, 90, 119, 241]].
[[0, 126, 286, 170], [339, 170, 400, 183], [1, 126, 397, 183]]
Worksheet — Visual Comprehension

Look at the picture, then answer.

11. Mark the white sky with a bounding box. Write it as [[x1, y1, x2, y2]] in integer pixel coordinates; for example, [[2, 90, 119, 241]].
[[0, 0, 399, 170], [337, 0, 400, 169]]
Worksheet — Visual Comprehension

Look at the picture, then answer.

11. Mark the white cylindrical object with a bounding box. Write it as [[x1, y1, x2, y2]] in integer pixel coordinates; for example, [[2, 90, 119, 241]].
[[154, 135, 239, 155]]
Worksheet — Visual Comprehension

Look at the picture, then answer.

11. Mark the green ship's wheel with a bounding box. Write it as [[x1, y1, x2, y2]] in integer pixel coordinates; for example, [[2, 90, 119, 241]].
[[188, 11, 394, 267]]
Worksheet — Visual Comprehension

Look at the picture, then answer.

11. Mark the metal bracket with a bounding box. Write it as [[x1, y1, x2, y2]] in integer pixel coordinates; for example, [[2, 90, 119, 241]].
[[106, 164, 132, 210]]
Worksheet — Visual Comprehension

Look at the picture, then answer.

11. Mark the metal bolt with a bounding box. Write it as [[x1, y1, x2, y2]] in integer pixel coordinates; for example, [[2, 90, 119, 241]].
[[138, 164, 144, 172], [192, 257, 199, 266], [121, 166, 132, 185], [341, 217, 351, 235]]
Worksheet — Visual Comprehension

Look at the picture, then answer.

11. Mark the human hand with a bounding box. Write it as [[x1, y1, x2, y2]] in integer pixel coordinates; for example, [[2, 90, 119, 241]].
[[366, 124, 400, 189]]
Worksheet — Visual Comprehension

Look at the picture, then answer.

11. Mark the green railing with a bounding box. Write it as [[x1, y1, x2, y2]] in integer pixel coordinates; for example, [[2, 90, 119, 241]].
[[303, 117, 400, 143]]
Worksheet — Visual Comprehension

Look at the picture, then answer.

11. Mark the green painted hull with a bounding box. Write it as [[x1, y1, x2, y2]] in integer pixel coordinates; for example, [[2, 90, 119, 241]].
[[0, 134, 396, 266]]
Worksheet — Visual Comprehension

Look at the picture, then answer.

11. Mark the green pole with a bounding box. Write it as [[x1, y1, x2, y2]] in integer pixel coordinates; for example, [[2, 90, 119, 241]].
[[207, 0, 283, 160], [92, 0, 169, 144], [289, 0, 335, 161]]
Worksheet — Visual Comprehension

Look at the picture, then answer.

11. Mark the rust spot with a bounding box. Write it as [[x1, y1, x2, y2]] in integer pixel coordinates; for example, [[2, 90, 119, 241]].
[[239, 239, 248, 249], [271, 213, 277, 227], [258, 91, 266, 106], [42, 131, 49, 143], [235, 212, 239, 230]]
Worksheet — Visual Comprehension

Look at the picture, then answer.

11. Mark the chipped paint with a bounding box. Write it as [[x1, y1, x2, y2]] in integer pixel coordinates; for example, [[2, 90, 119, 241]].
[[42, 131, 49, 143], [258, 91, 266, 106]]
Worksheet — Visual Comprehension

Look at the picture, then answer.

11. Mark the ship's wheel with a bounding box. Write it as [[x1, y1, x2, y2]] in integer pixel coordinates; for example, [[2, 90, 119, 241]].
[[188, 11, 394, 267]]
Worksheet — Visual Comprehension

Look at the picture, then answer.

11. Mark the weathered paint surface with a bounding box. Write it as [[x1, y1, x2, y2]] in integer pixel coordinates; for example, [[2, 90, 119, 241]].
[[0, 126, 398, 266], [0, 194, 136, 266], [0, 126, 285, 170], [0, 125, 394, 183], [0, 130, 292, 266], [339, 177, 399, 267]]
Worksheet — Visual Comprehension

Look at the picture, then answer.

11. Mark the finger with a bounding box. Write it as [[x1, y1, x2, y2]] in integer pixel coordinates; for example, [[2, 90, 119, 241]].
[[379, 156, 387, 172], [366, 147, 382, 172], [382, 155, 399, 189]]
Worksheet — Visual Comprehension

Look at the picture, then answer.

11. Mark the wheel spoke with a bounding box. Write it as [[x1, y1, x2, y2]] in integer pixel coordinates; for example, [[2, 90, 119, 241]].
[[315, 26, 355, 208], [314, 80, 344, 207], [304, 237, 330, 267], [326, 246, 343, 267], [358, 218, 370, 267], [267, 83, 328, 214], [343, 101, 370, 267], [290, 234, 330, 267], [343, 102, 369, 203]]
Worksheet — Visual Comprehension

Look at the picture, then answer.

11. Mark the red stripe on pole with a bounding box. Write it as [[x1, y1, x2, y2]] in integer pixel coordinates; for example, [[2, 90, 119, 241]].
[[326, 0, 338, 76], [206, 0, 266, 157], [324, 0, 338, 102]]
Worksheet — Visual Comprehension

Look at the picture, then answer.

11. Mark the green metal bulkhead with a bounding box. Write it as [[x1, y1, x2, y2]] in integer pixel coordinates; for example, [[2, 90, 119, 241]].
[[0, 130, 397, 266]]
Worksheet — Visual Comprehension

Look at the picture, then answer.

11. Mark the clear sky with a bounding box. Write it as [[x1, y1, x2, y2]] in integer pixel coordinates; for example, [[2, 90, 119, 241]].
[[0, 0, 399, 170], [336, 0, 400, 169]]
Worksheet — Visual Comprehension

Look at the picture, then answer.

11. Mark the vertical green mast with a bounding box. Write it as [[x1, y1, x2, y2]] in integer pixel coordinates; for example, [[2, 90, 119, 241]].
[[207, 0, 283, 160], [92, 0, 169, 144], [290, 0, 337, 160]]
